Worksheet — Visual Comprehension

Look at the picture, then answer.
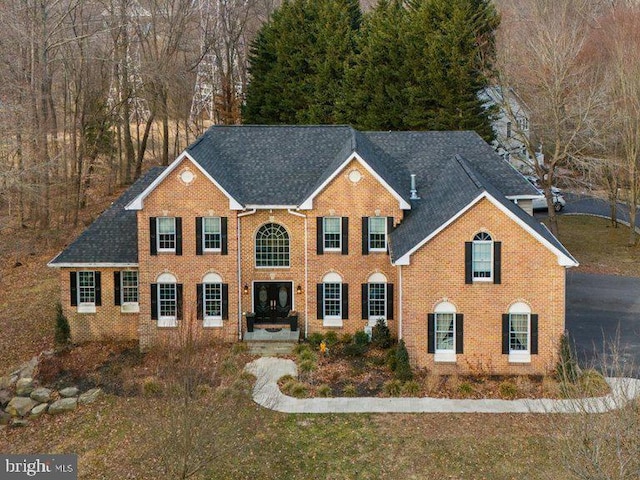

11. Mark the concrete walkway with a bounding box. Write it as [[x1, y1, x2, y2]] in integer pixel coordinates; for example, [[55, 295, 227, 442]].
[[245, 357, 640, 414]]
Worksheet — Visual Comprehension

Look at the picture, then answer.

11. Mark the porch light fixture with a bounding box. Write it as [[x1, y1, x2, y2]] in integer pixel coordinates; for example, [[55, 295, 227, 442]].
[[243, 284, 249, 295], [296, 285, 303, 295]]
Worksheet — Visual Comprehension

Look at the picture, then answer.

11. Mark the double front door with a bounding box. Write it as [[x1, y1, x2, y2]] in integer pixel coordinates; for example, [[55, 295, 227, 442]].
[[253, 282, 292, 322]]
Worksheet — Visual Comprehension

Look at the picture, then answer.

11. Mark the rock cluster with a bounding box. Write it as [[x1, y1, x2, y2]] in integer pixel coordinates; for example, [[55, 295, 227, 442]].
[[0, 355, 102, 428]]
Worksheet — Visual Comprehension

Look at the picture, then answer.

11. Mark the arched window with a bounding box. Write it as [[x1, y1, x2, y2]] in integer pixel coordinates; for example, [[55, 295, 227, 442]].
[[434, 301, 456, 354], [319, 272, 345, 327], [507, 302, 531, 359], [202, 273, 223, 325], [472, 232, 493, 280], [156, 273, 178, 327], [255, 223, 290, 267], [367, 272, 387, 324]]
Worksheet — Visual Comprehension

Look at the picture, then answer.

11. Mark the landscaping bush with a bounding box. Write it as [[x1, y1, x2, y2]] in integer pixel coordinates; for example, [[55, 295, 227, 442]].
[[394, 340, 413, 381], [293, 343, 311, 355], [299, 359, 316, 375], [499, 380, 518, 399], [371, 318, 392, 349], [141, 376, 164, 397], [317, 384, 332, 397], [383, 379, 402, 396], [340, 333, 353, 344], [578, 369, 609, 396], [386, 348, 397, 371], [458, 381, 474, 398], [286, 382, 308, 398], [324, 331, 339, 346], [401, 380, 421, 396], [354, 330, 370, 346], [308, 332, 324, 348], [343, 342, 367, 357], [342, 384, 357, 397], [556, 333, 579, 383], [54, 302, 71, 347], [298, 349, 316, 362]]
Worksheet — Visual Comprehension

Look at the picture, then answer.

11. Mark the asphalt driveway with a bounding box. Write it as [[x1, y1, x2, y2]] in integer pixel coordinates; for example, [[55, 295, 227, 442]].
[[566, 271, 640, 374]]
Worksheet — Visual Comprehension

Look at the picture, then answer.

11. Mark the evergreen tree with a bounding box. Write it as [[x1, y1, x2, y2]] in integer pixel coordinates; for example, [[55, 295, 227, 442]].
[[243, 0, 361, 124]]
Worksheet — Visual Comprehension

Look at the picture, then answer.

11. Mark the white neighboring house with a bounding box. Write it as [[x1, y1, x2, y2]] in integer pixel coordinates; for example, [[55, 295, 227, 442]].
[[480, 86, 543, 174]]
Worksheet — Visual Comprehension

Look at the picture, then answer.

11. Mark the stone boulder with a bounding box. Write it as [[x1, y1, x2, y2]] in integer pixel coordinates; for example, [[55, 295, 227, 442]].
[[30, 387, 52, 403], [78, 388, 102, 405], [11, 419, 29, 428], [0, 389, 12, 408], [19, 357, 38, 379], [59, 387, 79, 398], [15, 378, 35, 397], [30, 403, 48, 417], [48, 398, 77, 415], [0, 410, 10, 425], [6, 397, 38, 417]]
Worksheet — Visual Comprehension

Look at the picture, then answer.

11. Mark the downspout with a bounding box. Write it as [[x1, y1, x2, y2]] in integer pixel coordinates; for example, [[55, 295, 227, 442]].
[[398, 264, 403, 340], [237, 209, 256, 340], [288, 209, 307, 339]]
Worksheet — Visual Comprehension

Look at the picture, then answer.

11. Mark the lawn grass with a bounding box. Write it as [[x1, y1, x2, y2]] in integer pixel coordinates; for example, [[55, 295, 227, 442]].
[[553, 215, 640, 277]]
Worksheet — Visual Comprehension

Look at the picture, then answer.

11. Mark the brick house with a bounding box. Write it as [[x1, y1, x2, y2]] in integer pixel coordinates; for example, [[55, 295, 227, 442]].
[[48, 125, 577, 374]]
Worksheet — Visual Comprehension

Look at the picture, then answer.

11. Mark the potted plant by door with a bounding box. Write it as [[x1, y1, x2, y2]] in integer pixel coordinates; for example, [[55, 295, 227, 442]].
[[288, 311, 298, 332], [246, 313, 255, 333]]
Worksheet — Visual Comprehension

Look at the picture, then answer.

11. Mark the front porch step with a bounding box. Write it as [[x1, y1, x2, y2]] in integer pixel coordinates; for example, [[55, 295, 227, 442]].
[[246, 341, 297, 356]]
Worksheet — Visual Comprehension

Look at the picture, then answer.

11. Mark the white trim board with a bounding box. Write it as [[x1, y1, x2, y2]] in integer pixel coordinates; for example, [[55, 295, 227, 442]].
[[125, 152, 243, 211], [47, 262, 139, 268], [299, 152, 411, 210], [393, 191, 578, 267]]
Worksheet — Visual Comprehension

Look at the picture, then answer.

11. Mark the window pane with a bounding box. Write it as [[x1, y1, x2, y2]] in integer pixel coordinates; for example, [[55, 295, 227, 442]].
[[369, 217, 386, 250], [255, 223, 290, 267], [204, 217, 221, 250], [157, 217, 175, 234], [204, 283, 222, 318], [324, 217, 341, 249], [368, 283, 386, 318], [159, 283, 176, 318], [121, 271, 138, 303], [435, 313, 454, 351], [510, 313, 529, 351], [324, 283, 341, 317], [472, 242, 492, 278], [78, 271, 95, 304], [158, 217, 176, 250]]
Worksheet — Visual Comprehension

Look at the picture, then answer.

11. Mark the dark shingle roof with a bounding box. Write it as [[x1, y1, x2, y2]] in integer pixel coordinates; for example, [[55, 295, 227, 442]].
[[48, 167, 165, 265]]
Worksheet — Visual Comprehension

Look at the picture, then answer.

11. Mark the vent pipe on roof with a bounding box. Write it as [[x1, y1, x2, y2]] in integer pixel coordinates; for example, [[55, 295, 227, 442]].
[[410, 174, 420, 200]]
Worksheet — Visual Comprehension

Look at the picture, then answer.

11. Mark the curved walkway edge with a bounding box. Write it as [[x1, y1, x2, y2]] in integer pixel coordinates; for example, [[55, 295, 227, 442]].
[[245, 357, 640, 414]]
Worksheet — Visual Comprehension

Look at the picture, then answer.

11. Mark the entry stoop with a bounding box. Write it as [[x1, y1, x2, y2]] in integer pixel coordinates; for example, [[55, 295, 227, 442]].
[[244, 326, 300, 356]]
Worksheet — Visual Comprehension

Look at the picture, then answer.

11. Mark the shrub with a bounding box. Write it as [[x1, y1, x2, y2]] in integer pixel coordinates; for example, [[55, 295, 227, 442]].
[[298, 349, 316, 362], [317, 384, 332, 397], [343, 342, 367, 357], [54, 302, 71, 347], [386, 348, 397, 371], [401, 380, 421, 396], [342, 384, 357, 397], [499, 380, 518, 399], [578, 369, 609, 396], [324, 331, 339, 346], [556, 333, 579, 383], [308, 332, 324, 348], [220, 358, 239, 376], [298, 359, 316, 375], [354, 330, 370, 347], [340, 333, 353, 344], [141, 376, 163, 397], [383, 380, 403, 396], [371, 319, 392, 349], [394, 340, 413, 381], [288, 382, 308, 398], [293, 343, 311, 355], [458, 381, 474, 398]]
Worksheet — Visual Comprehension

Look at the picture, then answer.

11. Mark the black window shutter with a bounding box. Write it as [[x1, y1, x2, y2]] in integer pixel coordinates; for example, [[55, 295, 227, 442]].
[[222, 283, 229, 320], [341, 217, 349, 255], [176, 284, 183, 320], [387, 283, 394, 320], [427, 314, 435, 353], [150, 217, 157, 255], [531, 314, 539, 354], [70, 272, 78, 306], [195, 217, 203, 256], [316, 284, 324, 319], [221, 217, 228, 255], [175, 217, 183, 256], [362, 217, 369, 255], [386, 217, 394, 255], [493, 241, 502, 284], [341, 283, 349, 319], [151, 284, 158, 320], [114, 272, 121, 306], [455, 313, 464, 354], [361, 283, 368, 319], [95, 272, 102, 306], [465, 242, 473, 284], [502, 314, 510, 354], [316, 217, 324, 255], [196, 283, 203, 320]]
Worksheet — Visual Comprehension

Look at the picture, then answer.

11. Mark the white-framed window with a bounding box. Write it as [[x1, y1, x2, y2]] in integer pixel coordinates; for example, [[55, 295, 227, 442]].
[[323, 217, 341, 251], [203, 217, 221, 251], [203, 272, 223, 327], [367, 272, 387, 325], [368, 217, 387, 251], [157, 273, 177, 327], [77, 271, 97, 313], [509, 302, 531, 363], [472, 232, 493, 281], [255, 223, 290, 267], [323, 272, 342, 327], [434, 301, 456, 362], [120, 271, 139, 313], [157, 217, 176, 252]]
